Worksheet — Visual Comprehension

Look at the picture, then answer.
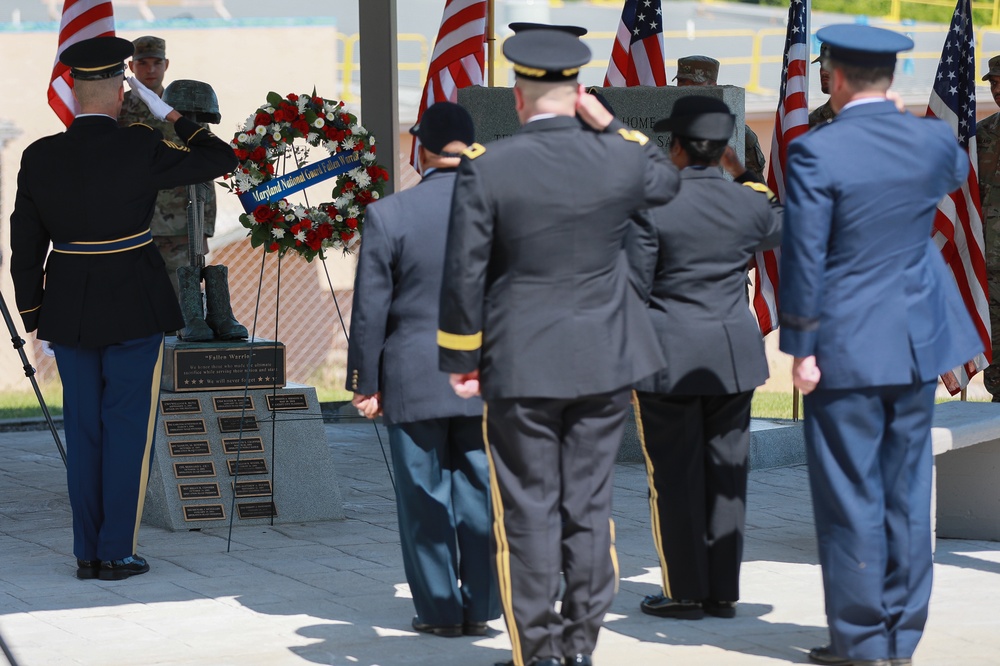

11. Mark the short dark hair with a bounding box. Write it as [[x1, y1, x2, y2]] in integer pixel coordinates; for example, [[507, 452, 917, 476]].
[[826, 57, 893, 90], [671, 135, 728, 166]]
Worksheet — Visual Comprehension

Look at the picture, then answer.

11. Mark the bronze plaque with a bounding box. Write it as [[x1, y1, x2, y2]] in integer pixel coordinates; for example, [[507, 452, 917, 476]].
[[222, 437, 264, 454], [226, 458, 268, 476], [183, 504, 226, 521], [164, 419, 207, 436], [178, 483, 221, 500], [266, 393, 309, 411], [173, 461, 217, 479], [218, 415, 259, 433], [237, 501, 277, 519], [233, 480, 273, 498], [160, 398, 202, 415], [168, 440, 211, 457], [170, 343, 286, 392], [213, 395, 255, 412]]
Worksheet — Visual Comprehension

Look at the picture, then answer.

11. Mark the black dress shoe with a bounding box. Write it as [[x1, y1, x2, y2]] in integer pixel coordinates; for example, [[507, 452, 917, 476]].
[[565, 655, 593, 665], [640, 593, 704, 620], [411, 616, 462, 638], [703, 600, 737, 618], [98, 554, 149, 581], [75, 559, 100, 580], [890, 659, 912, 666], [808, 646, 892, 666], [462, 621, 489, 636]]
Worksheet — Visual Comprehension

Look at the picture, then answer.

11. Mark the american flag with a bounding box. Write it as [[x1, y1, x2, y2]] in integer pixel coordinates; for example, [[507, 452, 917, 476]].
[[47, 0, 116, 127], [410, 0, 487, 169], [751, 0, 810, 335], [604, 0, 667, 87], [925, 0, 991, 394]]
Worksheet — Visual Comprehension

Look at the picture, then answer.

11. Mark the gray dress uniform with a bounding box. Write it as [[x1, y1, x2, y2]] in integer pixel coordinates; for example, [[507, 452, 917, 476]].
[[438, 29, 679, 666]]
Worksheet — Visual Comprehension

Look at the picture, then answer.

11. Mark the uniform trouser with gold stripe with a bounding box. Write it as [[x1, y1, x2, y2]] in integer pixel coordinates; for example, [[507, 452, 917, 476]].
[[633, 390, 753, 602], [52, 333, 163, 562], [484, 389, 629, 665]]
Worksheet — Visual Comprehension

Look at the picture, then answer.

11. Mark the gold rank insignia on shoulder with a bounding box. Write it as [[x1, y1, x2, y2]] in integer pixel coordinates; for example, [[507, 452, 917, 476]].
[[162, 140, 191, 152], [742, 181, 771, 195], [463, 143, 486, 159], [617, 129, 649, 145]]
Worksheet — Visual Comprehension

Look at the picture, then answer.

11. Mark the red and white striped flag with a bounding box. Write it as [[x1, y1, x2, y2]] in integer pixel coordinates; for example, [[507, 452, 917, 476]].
[[751, 0, 810, 336], [410, 0, 487, 169], [604, 0, 666, 87], [925, 0, 991, 394], [47, 0, 116, 127]]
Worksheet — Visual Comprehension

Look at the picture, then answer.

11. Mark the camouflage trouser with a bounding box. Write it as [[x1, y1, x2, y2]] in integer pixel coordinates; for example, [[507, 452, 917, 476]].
[[153, 234, 209, 301], [984, 272, 1000, 398]]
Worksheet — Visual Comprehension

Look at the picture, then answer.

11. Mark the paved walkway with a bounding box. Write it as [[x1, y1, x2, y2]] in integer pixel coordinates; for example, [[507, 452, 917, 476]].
[[0, 421, 997, 666]]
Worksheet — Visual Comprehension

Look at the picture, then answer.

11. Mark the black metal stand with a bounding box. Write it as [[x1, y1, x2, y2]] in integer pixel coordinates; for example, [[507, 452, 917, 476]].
[[0, 290, 67, 466]]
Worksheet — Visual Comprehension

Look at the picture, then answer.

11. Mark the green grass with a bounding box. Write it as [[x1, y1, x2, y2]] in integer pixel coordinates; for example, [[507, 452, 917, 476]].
[[752, 390, 800, 420], [0, 388, 64, 420]]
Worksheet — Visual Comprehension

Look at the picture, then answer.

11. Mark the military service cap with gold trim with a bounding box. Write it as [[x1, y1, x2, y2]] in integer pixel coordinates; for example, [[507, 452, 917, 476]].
[[59, 36, 133, 80], [502, 29, 590, 82]]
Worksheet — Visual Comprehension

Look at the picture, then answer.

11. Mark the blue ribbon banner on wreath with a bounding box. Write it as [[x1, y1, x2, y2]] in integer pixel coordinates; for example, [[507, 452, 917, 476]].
[[237, 150, 363, 213]]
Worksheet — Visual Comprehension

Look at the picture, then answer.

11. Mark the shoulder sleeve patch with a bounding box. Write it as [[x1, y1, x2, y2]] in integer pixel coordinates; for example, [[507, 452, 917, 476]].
[[617, 128, 649, 145], [162, 140, 191, 153], [130, 123, 154, 131], [463, 143, 486, 159]]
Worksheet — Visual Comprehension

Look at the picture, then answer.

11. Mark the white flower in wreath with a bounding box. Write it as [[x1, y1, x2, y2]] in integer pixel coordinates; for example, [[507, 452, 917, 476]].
[[352, 167, 372, 188], [297, 96, 309, 113], [313, 118, 325, 129], [294, 230, 307, 242], [341, 136, 357, 151], [348, 205, 360, 218], [362, 151, 377, 164], [265, 106, 275, 114], [272, 228, 285, 239], [272, 131, 282, 142], [285, 214, 295, 222], [372, 192, 380, 200], [335, 214, 344, 222], [277, 200, 290, 211], [255, 125, 267, 136], [336, 195, 353, 209], [356, 126, 368, 136], [325, 111, 336, 121], [323, 140, 338, 153], [237, 132, 249, 143]]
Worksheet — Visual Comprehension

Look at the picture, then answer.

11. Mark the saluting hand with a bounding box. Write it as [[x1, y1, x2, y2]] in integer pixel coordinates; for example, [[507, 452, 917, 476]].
[[792, 356, 822, 395], [125, 76, 175, 121], [575, 86, 614, 131]]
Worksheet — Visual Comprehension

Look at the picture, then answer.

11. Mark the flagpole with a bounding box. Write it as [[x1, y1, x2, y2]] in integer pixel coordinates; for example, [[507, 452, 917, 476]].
[[487, 0, 495, 87]]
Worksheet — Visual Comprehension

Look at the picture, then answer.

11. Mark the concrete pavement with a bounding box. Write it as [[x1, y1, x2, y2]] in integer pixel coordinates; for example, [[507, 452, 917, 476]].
[[0, 420, 997, 665]]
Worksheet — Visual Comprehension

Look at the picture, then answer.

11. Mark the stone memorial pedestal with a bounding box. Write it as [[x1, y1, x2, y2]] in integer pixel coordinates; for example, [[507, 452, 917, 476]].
[[458, 84, 749, 162], [144, 337, 344, 530]]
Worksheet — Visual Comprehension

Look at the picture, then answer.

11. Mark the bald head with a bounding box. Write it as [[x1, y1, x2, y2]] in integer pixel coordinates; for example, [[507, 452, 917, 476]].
[[73, 74, 125, 115]]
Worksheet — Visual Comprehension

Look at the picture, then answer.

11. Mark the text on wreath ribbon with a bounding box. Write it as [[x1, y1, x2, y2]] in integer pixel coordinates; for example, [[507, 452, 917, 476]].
[[237, 150, 363, 213]]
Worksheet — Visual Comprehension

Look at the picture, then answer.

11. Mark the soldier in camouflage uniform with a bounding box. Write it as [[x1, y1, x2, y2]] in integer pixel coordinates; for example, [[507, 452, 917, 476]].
[[978, 55, 1000, 400], [809, 46, 835, 128], [117, 35, 216, 299], [674, 55, 767, 181]]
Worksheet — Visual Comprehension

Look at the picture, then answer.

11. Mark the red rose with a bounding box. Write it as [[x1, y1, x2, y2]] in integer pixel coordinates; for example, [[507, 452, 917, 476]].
[[340, 113, 351, 124], [307, 231, 323, 251], [342, 181, 354, 191], [345, 217, 358, 229], [312, 96, 323, 106], [292, 119, 309, 135], [269, 242, 280, 252], [254, 111, 272, 127], [253, 205, 274, 223], [250, 147, 267, 163], [340, 231, 354, 243], [287, 93, 299, 102], [318, 223, 334, 239]]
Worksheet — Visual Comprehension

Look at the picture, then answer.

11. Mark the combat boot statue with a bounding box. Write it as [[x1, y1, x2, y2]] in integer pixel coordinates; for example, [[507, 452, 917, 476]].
[[203, 265, 248, 340], [176, 265, 214, 341]]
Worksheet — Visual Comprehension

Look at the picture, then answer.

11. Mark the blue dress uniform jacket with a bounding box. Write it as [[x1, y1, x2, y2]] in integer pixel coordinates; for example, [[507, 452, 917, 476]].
[[438, 116, 677, 398], [347, 168, 483, 425], [10, 115, 235, 346], [634, 168, 783, 395], [779, 101, 982, 384]]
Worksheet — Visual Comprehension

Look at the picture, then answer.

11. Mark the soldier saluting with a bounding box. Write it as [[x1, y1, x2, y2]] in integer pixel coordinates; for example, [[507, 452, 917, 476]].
[[9, 36, 237, 581]]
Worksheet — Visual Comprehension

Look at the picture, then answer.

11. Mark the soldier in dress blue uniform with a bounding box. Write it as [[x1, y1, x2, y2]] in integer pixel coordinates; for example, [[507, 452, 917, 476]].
[[437, 29, 680, 666], [778, 25, 982, 666], [632, 96, 783, 622], [346, 102, 499, 638], [8, 36, 237, 581]]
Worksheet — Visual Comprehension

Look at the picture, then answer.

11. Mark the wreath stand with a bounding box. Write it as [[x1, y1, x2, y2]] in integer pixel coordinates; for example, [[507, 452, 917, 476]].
[[143, 93, 390, 539]]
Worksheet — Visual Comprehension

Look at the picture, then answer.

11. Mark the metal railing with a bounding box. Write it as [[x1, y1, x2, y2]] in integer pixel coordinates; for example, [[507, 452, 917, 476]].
[[887, 0, 1000, 27]]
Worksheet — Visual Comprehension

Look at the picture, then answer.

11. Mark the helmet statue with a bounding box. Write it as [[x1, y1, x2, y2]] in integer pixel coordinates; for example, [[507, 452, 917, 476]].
[[161, 79, 222, 124]]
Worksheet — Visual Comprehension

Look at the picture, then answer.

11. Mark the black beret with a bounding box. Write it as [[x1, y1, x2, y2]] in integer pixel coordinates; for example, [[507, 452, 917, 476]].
[[508, 22, 588, 37], [503, 29, 591, 82], [653, 96, 735, 141], [410, 102, 475, 155], [60, 36, 134, 80], [817, 24, 913, 69]]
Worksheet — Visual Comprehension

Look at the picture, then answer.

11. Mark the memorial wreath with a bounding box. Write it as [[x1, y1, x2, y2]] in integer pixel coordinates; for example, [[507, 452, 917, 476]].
[[222, 91, 389, 262]]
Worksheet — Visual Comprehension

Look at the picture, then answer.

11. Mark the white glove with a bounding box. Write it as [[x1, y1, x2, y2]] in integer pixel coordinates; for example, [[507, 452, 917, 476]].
[[39, 339, 55, 357], [126, 76, 174, 121]]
